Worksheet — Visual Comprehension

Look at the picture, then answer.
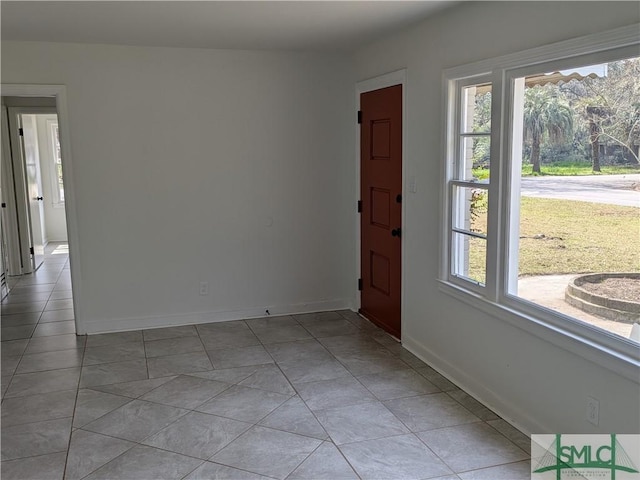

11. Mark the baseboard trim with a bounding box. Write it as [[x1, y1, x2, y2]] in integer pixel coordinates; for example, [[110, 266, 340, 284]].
[[402, 336, 547, 437], [80, 298, 351, 335]]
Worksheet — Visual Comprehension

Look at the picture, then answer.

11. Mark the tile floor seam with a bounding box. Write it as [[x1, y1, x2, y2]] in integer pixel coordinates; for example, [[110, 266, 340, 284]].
[[83, 375, 175, 399], [115, 420, 318, 478], [268, 361, 335, 444], [139, 435, 227, 463], [333, 445, 364, 480], [484, 420, 531, 456], [408, 431, 459, 477], [415, 423, 530, 474], [454, 457, 530, 475], [136, 383, 234, 412], [281, 439, 325, 480], [175, 460, 207, 480], [205, 390, 293, 425], [335, 431, 453, 479], [71, 436, 140, 480], [198, 460, 283, 480], [1, 446, 71, 463], [63, 365, 86, 480], [67, 428, 207, 478], [127, 388, 278, 431], [71, 394, 135, 430], [141, 336, 152, 380], [0, 413, 75, 432], [3, 406, 73, 430], [13, 351, 85, 375], [3, 368, 82, 400]]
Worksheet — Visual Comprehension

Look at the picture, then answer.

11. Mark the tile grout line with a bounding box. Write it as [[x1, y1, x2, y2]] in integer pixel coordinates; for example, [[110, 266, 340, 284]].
[[62, 334, 87, 479]]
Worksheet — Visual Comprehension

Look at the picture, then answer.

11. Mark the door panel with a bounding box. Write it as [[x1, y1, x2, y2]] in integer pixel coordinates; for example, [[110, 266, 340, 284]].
[[21, 115, 45, 270], [360, 85, 402, 338], [7, 109, 44, 273]]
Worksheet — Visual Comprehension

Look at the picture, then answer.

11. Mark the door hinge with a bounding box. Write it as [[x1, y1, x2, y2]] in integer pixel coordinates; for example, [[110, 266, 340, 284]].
[[30, 246, 34, 255], [396, 194, 402, 204], [18, 128, 24, 137], [357, 110, 362, 124], [357, 200, 362, 213], [358, 278, 363, 291]]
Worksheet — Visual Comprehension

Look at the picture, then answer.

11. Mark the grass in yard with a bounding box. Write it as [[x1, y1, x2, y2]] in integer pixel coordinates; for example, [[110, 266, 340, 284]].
[[469, 197, 640, 279], [472, 162, 639, 180]]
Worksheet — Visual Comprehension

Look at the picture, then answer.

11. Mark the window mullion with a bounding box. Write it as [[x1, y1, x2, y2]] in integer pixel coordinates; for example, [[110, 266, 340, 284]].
[[484, 71, 504, 302], [450, 180, 489, 189]]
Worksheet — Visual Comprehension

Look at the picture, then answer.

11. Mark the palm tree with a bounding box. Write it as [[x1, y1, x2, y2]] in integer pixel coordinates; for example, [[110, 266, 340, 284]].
[[585, 105, 608, 172], [523, 87, 574, 173]]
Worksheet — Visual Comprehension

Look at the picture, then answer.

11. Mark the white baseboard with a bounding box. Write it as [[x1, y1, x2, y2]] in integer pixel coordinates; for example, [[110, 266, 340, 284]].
[[402, 336, 548, 437], [80, 298, 351, 335]]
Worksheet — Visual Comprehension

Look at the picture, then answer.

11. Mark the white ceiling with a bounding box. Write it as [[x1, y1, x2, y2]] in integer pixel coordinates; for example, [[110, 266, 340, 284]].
[[1, 1, 455, 52]]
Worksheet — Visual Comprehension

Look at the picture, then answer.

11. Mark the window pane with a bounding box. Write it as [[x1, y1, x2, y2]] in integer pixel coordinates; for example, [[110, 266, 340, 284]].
[[461, 136, 491, 182], [452, 232, 486, 285], [462, 84, 491, 134], [53, 125, 61, 163], [51, 123, 64, 204], [452, 185, 488, 236], [509, 55, 640, 341]]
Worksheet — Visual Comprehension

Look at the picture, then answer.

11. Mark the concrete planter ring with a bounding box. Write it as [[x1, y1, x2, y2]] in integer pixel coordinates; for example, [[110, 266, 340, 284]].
[[565, 273, 640, 324]]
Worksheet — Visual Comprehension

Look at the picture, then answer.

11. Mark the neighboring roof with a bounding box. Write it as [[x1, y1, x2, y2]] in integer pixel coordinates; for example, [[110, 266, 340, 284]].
[[471, 64, 608, 94], [526, 63, 608, 87]]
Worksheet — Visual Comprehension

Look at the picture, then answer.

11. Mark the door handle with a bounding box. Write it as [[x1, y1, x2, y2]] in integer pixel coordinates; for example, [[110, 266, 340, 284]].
[[36, 197, 44, 201], [391, 228, 401, 238]]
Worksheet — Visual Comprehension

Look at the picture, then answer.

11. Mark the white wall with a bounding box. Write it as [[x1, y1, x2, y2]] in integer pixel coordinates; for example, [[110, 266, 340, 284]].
[[35, 114, 68, 242], [1, 42, 355, 333], [354, 2, 640, 435]]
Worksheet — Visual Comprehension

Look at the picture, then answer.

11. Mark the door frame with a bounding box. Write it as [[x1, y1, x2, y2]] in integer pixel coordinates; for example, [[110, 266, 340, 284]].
[[355, 69, 407, 340], [2, 84, 84, 334], [1, 106, 22, 276]]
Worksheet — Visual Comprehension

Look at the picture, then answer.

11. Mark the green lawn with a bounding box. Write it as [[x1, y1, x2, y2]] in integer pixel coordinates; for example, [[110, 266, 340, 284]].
[[472, 162, 639, 180], [469, 197, 640, 279]]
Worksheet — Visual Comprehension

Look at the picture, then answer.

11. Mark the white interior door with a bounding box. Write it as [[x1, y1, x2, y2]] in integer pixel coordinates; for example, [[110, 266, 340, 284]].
[[8, 109, 45, 272], [22, 114, 46, 269]]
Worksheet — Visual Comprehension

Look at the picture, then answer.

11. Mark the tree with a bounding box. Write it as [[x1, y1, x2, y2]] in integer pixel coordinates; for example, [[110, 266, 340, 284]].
[[580, 58, 640, 167], [586, 106, 609, 172], [523, 86, 574, 173]]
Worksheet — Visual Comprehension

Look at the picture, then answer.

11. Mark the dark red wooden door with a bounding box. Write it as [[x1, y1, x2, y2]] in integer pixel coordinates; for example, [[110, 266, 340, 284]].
[[360, 85, 402, 338]]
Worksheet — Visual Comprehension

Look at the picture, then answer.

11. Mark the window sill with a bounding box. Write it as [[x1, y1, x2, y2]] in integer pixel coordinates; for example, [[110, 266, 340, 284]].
[[437, 279, 640, 383]]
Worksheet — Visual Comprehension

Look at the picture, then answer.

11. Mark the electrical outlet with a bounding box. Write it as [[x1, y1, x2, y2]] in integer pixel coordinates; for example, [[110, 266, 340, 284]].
[[586, 396, 599, 426], [199, 281, 209, 296]]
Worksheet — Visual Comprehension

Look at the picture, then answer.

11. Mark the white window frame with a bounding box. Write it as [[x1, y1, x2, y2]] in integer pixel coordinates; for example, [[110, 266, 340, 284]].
[[440, 24, 640, 381], [446, 75, 493, 295]]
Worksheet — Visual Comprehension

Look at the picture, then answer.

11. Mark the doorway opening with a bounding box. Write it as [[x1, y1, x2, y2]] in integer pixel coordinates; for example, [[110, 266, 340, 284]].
[[1, 96, 75, 339]]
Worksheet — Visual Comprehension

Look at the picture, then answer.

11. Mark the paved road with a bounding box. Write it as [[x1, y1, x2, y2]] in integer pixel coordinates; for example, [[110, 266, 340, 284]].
[[520, 174, 640, 207]]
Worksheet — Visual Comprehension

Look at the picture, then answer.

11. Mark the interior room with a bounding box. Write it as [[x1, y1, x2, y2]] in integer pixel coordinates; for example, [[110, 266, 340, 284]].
[[1, 2, 638, 479]]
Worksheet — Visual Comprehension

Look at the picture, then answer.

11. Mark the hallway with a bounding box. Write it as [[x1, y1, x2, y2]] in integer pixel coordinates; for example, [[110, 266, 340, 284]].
[[2, 241, 73, 339]]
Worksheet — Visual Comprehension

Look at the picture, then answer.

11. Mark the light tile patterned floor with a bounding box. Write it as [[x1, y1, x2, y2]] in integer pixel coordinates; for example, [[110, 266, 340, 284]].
[[1, 243, 531, 479]]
